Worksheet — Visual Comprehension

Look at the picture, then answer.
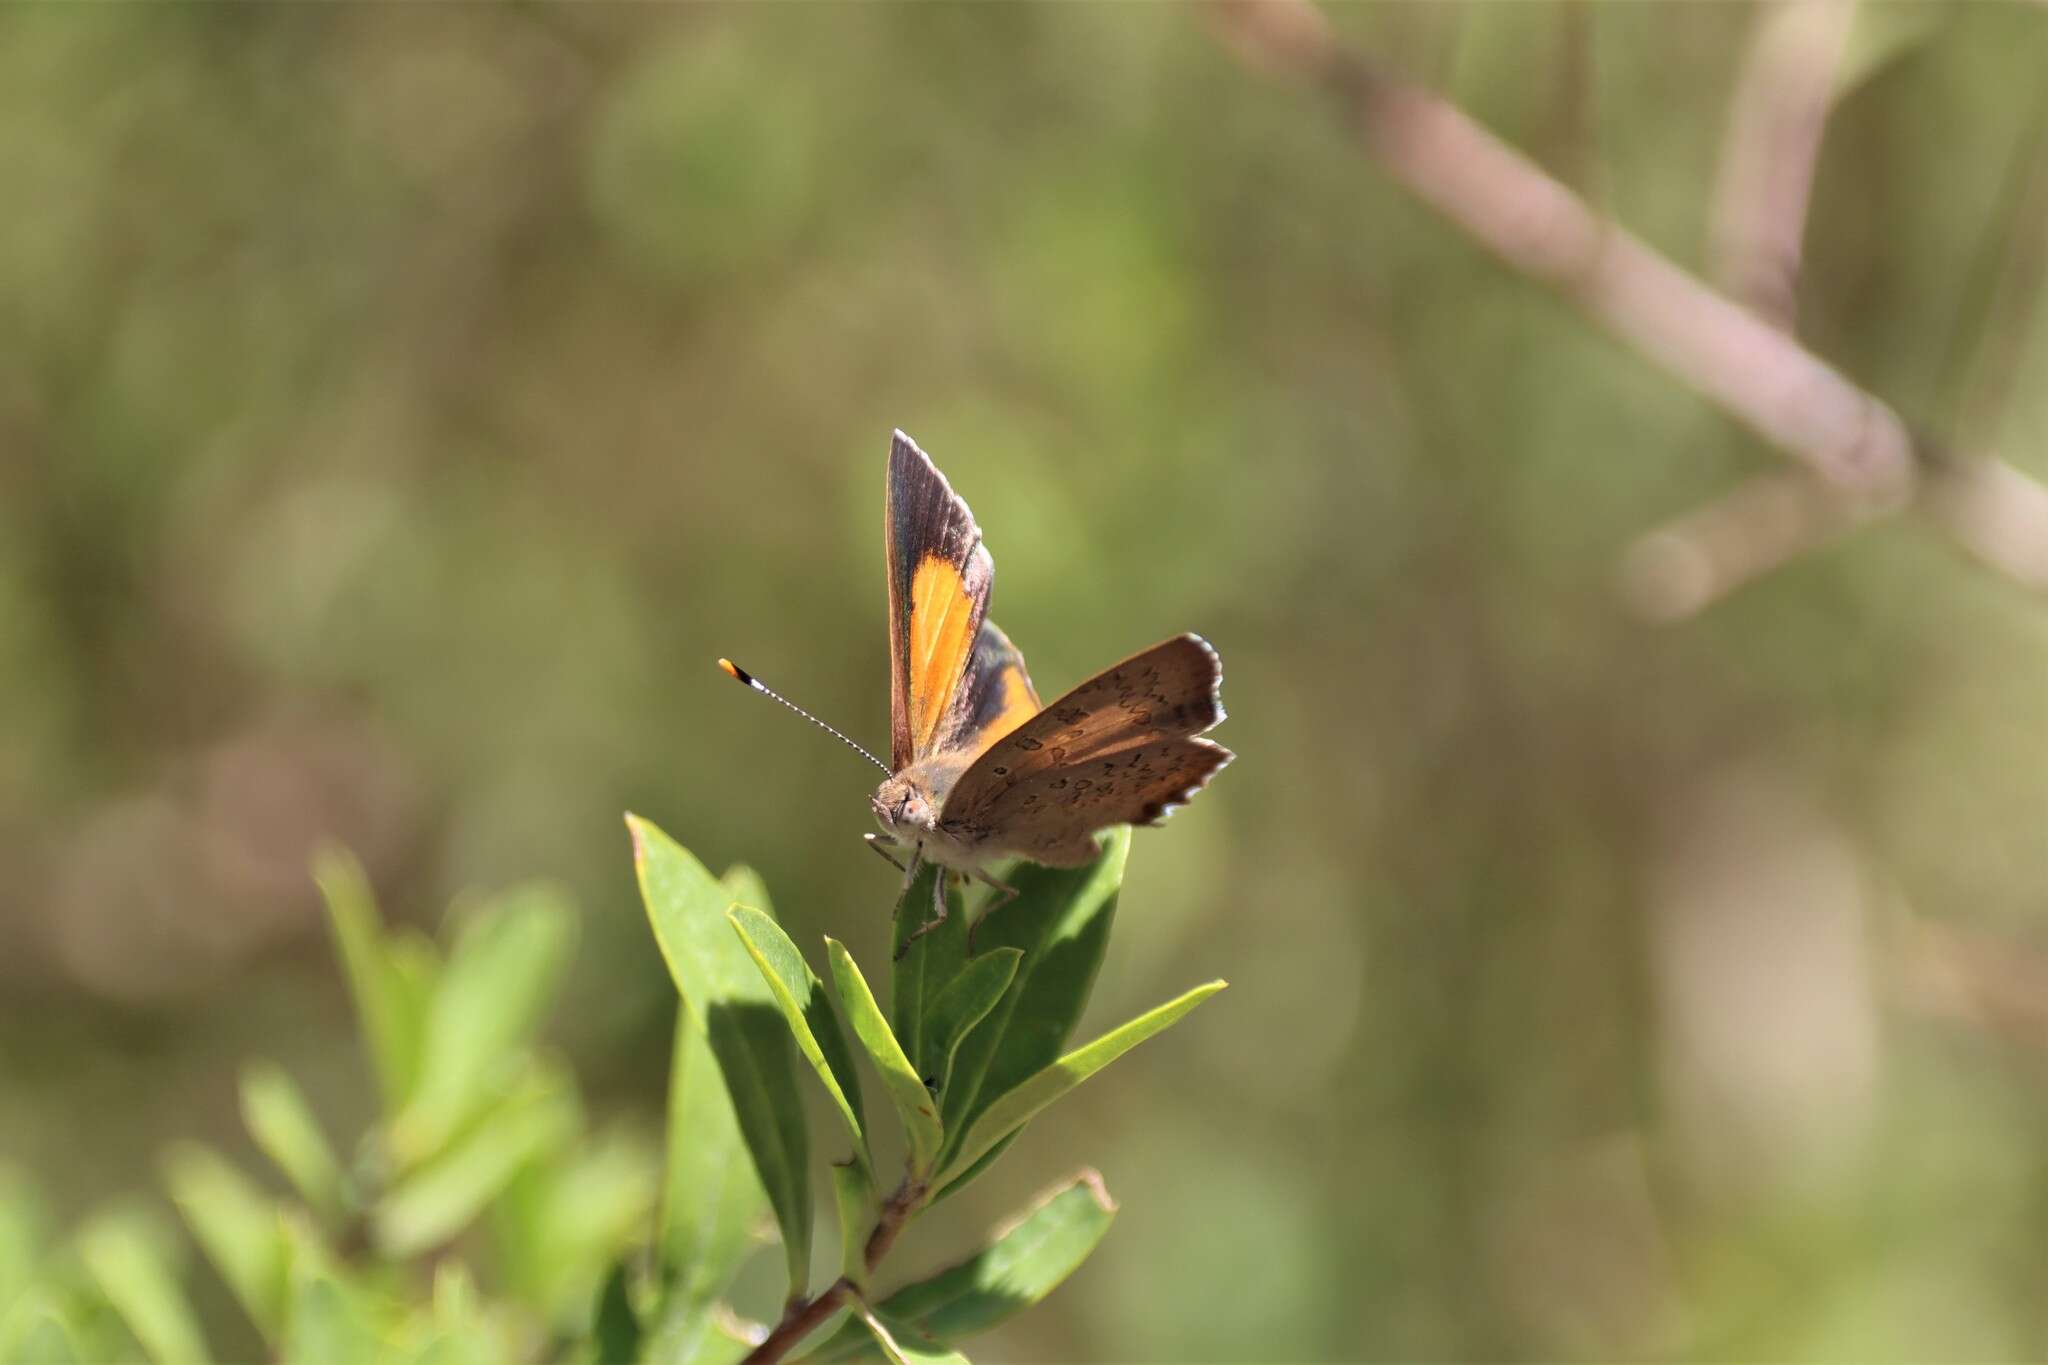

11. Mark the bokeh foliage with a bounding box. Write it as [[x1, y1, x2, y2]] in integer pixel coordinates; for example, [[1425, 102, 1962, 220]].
[[7, 3, 2048, 1359]]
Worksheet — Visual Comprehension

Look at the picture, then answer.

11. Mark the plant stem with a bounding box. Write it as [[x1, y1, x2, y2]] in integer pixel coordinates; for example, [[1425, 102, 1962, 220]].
[[744, 1278, 853, 1365], [740, 1174, 928, 1365]]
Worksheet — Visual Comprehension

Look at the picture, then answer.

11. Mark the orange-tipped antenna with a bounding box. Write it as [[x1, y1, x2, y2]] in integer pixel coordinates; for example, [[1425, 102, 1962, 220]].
[[717, 658, 891, 776]]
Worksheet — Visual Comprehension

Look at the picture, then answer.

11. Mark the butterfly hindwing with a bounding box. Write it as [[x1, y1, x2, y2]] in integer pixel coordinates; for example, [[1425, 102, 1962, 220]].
[[947, 620, 1042, 762], [939, 634, 1231, 864], [886, 431, 994, 770]]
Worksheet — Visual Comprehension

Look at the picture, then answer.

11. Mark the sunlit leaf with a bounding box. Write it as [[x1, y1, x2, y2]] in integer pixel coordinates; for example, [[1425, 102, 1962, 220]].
[[851, 1304, 970, 1365], [826, 940, 941, 1179], [629, 813, 811, 1298], [730, 906, 871, 1173], [937, 833, 1126, 1175], [940, 980, 1225, 1186], [805, 1171, 1115, 1361]]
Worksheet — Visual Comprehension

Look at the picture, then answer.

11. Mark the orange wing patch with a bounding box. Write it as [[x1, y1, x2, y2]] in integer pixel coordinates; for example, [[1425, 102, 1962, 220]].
[[908, 555, 981, 756], [966, 661, 1039, 760]]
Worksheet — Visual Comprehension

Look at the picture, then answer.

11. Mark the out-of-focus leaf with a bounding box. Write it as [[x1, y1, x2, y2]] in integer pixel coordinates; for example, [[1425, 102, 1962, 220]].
[[641, 1302, 764, 1365], [889, 866, 967, 1079], [851, 1305, 970, 1365], [921, 950, 1021, 1098], [657, 1011, 766, 1307], [730, 906, 870, 1173], [0, 1163, 46, 1316], [240, 1063, 345, 1220], [629, 813, 811, 1297], [591, 1260, 641, 1365], [491, 1128, 657, 1322], [0, 1291, 83, 1364], [75, 1207, 207, 1365], [161, 1144, 289, 1338], [315, 847, 425, 1117], [806, 1172, 1115, 1362], [826, 939, 941, 1179], [283, 1274, 382, 1365], [394, 1262, 497, 1365], [939, 980, 1225, 1187], [938, 832, 1126, 1172], [390, 885, 577, 1166], [1835, 4, 1950, 100], [830, 1160, 874, 1290], [722, 863, 773, 918], [374, 1067, 578, 1258]]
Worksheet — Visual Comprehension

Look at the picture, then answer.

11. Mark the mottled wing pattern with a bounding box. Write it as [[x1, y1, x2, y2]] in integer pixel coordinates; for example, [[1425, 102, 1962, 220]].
[[939, 634, 1231, 866], [938, 620, 1042, 764], [886, 431, 994, 770]]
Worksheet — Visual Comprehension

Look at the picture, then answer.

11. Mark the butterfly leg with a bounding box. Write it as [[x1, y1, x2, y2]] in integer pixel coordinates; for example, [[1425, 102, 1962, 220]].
[[963, 867, 1019, 954], [864, 832, 907, 873], [894, 865, 951, 959]]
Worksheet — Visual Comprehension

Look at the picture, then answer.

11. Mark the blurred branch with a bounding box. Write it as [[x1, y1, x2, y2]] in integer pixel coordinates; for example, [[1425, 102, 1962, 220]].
[[1895, 918, 2048, 1052], [1708, 0, 1857, 329], [1618, 471, 1862, 621], [1204, 0, 2048, 614]]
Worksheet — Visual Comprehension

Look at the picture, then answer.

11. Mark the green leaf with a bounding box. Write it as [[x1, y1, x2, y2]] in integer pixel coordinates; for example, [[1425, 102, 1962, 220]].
[[0, 1291, 84, 1364], [240, 1063, 345, 1220], [851, 1304, 970, 1365], [940, 980, 1225, 1186], [315, 847, 425, 1117], [75, 1208, 208, 1365], [805, 1171, 1115, 1361], [629, 813, 811, 1298], [390, 884, 577, 1166], [729, 906, 871, 1173], [162, 1143, 290, 1339], [722, 863, 774, 917], [920, 950, 1021, 1098], [642, 1305, 763, 1365], [374, 1067, 578, 1258], [591, 1260, 641, 1365], [658, 1011, 767, 1307], [284, 1274, 382, 1365], [829, 1160, 874, 1291], [938, 832, 1126, 1173], [489, 1129, 657, 1320], [889, 866, 966, 1078], [881, 1172, 1115, 1340], [0, 1162, 47, 1316], [825, 939, 941, 1179]]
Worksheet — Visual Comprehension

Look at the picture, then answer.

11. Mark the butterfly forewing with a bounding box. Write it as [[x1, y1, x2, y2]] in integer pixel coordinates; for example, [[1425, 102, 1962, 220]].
[[886, 431, 993, 770]]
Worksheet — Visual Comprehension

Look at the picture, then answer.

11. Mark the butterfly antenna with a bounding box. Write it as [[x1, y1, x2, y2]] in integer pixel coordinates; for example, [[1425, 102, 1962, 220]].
[[717, 659, 892, 776]]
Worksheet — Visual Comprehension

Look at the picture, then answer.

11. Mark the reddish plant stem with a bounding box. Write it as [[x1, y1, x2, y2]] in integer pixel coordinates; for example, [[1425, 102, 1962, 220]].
[[740, 1176, 928, 1365]]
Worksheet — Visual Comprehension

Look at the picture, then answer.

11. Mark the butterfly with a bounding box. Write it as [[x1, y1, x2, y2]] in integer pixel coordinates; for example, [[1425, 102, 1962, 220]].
[[721, 430, 1231, 944]]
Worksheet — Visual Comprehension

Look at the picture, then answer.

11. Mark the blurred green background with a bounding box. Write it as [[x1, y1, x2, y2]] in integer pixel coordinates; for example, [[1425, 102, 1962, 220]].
[[6, 2, 2048, 1359]]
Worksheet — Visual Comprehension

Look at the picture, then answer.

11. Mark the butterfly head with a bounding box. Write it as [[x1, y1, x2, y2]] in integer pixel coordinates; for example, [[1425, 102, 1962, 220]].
[[871, 774, 938, 842]]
